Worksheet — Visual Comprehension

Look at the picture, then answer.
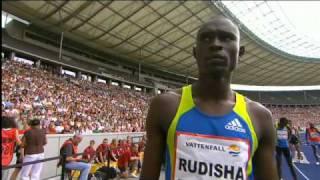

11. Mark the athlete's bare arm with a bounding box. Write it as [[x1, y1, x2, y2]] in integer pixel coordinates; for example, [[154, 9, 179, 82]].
[[140, 92, 180, 180], [15, 129, 22, 145], [20, 135, 25, 159], [287, 126, 293, 140], [140, 96, 168, 179], [98, 151, 104, 163], [248, 101, 278, 180]]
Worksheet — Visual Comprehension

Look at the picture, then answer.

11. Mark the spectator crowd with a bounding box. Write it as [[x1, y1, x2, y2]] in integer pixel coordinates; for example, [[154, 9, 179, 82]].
[[2, 60, 151, 135], [269, 106, 320, 128]]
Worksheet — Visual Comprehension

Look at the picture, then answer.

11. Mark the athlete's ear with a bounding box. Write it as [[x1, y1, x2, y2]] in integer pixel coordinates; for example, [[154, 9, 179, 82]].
[[239, 46, 245, 57]]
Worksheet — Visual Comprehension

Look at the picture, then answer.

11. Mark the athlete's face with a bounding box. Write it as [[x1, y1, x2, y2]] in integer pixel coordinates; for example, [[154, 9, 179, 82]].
[[131, 144, 138, 153], [90, 141, 95, 147], [112, 139, 117, 145], [310, 123, 314, 128], [119, 140, 123, 145], [103, 139, 108, 144], [194, 17, 243, 77], [279, 118, 288, 127], [74, 136, 82, 145]]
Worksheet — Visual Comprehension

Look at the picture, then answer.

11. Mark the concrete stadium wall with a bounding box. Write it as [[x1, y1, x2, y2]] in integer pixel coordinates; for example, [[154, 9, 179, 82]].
[[5, 132, 145, 180]]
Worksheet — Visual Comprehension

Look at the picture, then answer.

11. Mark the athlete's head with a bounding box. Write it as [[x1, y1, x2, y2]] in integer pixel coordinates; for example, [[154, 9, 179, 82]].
[[111, 139, 117, 145], [309, 122, 314, 128], [287, 119, 292, 127], [72, 134, 83, 145], [127, 138, 132, 144], [193, 15, 245, 78], [90, 140, 95, 147], [103, 138, 108, 145], [131, 143, 138, 153], [279, 117, 288, 127], [29, 118, 41, 127]]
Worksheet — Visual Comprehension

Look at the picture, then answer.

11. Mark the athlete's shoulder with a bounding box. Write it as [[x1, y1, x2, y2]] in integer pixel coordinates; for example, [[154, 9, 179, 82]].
[[147, 88, 183, 133], [150, 88, 182, 106], [245, 97, 272, 120], [244, 98, 274, 140]]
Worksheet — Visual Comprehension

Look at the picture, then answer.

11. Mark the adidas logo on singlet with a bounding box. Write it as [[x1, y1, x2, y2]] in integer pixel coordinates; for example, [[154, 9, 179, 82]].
[[225, 118, 246, 133]]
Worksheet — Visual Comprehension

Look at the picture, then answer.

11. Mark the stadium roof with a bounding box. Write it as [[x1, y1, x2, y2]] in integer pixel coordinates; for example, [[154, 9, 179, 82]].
[[2, 1, 320, 86], [220, 1, 320, 59]]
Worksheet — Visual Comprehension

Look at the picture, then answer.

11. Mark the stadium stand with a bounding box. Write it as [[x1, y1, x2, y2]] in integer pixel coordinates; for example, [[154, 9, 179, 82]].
[[238, 90, 320, 105], [268, 105, 320, 127], [2, 60, 149, 134]]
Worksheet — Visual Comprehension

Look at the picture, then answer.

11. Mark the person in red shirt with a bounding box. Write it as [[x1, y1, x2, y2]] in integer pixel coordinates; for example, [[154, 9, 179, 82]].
[[109, 139, 119, 162], [118, 144, 140, 178], [2, 116, 22, 179], [117, 139, 122, 148], [82, 140, 96, 163], [96, 138, 109, 163], [306, 122, 320, 165], [118, 139, 124, 149], [10, 121, 30, 180], [125, 136, 132, 151], [58, 135, 91, 180], [117, 139, 125, 159]]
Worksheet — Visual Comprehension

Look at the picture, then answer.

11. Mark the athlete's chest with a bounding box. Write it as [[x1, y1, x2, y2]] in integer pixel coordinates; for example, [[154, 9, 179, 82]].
[[173, 111, 252, 180], [309, 130, 320, 138], [175, 109, 252, 140], [193, 98, 235, 117], [277, 128, 288, 140]]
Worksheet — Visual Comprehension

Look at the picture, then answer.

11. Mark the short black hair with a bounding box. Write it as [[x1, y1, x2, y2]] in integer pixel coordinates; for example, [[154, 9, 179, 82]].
[[2, 116, 18, 128], [197, 15, 239, 40], [29, 118, 41, 126], [279, 117, 288, 124]]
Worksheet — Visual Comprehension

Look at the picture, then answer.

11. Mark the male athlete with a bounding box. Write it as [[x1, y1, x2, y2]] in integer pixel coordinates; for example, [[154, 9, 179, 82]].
[[275, 117, 297, 180], [141, 16, 277, 180], [306, 122, 320, 165], [287, 120, 302, 162]]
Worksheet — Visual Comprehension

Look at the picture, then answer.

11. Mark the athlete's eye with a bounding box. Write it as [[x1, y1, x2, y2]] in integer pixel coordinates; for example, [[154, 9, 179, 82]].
[[201, 36, 211, 43], [220, 34, 234, 41]]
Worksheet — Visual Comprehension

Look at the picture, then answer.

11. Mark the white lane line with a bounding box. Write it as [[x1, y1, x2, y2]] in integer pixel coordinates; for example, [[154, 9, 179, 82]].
[[293, 163, 310, 180]]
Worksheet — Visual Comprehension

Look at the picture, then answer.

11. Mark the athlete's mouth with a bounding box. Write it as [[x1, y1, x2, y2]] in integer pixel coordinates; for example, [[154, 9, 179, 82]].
[[206, 55, 227, 65]]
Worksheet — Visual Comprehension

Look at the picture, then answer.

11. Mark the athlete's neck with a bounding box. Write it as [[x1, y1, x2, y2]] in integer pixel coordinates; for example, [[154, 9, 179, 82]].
[[195, 74, 232, 101]]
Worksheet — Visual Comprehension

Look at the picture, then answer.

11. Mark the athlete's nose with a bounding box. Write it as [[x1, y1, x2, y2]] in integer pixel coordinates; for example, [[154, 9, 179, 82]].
[[209, 37, 223, 51]]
